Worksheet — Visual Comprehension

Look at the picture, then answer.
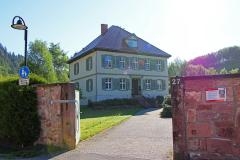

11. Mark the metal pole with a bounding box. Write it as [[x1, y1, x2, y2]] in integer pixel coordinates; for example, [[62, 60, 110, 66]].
[[24, 29, 28, 66]]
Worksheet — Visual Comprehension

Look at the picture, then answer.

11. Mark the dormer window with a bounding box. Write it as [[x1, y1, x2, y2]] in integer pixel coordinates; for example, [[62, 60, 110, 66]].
[[125, 35, 138, 48]]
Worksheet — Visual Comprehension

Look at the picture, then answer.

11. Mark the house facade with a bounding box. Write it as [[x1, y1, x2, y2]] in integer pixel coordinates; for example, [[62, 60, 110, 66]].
[[68, 24, 171, 103]]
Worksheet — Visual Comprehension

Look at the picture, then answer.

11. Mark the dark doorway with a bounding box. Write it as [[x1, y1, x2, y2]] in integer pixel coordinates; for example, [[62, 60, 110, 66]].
[[132, 78, 141, 96]]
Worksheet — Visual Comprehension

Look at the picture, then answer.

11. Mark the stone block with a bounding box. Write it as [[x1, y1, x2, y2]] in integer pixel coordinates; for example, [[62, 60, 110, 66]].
[[188, 138, 207, 151], [187, 109, 196, 122], [187, 123, 212, 138], [207, 138, 232, 154]]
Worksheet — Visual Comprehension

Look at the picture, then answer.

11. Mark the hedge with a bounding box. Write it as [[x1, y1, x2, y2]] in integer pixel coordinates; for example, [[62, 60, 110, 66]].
[[0, 74, 46, 148]]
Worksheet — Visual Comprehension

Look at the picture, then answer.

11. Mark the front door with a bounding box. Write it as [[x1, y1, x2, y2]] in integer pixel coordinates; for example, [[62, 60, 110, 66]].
[[132, 78, 140, 96]]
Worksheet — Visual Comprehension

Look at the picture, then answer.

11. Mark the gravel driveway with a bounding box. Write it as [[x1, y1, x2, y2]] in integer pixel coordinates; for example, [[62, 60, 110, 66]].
[[52, 108, 173, 160]]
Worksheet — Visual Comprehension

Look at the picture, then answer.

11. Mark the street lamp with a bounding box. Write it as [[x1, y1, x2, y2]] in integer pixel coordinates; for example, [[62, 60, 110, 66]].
[[11, 16, 28, 66]]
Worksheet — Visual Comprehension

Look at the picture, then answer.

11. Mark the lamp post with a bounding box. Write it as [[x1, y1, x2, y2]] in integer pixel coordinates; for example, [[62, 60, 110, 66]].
[[11, 16, 28, 66]]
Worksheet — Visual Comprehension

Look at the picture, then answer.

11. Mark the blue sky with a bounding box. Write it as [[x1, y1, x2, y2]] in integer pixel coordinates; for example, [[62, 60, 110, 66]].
[[1, 0, 240, 61]]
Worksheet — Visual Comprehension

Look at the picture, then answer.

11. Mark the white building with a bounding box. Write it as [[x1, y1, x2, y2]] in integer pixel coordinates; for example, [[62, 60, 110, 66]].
[[68, 24, 171, 104]]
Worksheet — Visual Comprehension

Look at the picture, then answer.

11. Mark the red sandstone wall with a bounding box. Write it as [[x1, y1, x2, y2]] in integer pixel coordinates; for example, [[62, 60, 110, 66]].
[[171, 75, 240, 160], [35, 83, 77, 149]]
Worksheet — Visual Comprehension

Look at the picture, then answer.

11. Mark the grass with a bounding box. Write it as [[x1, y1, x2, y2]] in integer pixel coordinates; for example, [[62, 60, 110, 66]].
[[80, 106, 142, 140]]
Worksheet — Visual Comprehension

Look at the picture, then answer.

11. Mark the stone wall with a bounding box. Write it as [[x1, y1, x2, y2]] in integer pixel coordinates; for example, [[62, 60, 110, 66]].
[[35, 83, 79, 149], [171, 74, 240, 160]]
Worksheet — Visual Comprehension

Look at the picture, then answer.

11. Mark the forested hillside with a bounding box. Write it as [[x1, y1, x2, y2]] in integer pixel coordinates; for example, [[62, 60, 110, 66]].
[[189, 46, 240, 71], [0, 43, 23, 76]]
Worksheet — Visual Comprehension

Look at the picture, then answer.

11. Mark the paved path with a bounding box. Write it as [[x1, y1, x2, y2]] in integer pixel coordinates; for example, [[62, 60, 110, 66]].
[[52, 108, 173, 160]]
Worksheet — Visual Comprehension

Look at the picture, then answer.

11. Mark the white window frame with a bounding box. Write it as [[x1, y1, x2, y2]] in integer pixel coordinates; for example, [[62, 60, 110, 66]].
[[157, 60, 161, 71], [157, 80, 163, 90], [105, 56, 112, 68], [120, 78, 126, 90], [146, 79, 151, 90], [120, 57, 125, 69], [133, 57, 138, 70], [105, 78, 112, 90], [145, 59, 150, 70]]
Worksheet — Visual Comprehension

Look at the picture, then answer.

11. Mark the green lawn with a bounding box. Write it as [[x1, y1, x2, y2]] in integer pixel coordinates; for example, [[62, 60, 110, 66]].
[[80, 106, 142, 140]]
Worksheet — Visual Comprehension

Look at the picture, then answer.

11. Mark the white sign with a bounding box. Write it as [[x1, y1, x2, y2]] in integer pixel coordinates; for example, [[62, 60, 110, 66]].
[[206, 88, 226, 102], [19, 78, 29, 86]]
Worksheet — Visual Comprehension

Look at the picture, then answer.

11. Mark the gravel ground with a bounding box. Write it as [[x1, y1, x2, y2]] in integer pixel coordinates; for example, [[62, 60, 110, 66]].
[[51, 108, 173, 160]]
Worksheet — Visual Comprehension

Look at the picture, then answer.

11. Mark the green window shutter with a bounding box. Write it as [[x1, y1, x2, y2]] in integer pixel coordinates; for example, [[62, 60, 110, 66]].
[[125, 57, 129, 69], [126, 79, 130, 90], [102, 78, 106, 90], [113, 78, 120, 90], [161, 60, 165, 72], [86, 80, 89, 92], [143, 80, 146, 90], [116, 56, 121, 69], [86, 59, 89, 71], [101, 55, 106, 68], [90, 79, 93, 91], [112, 56, 117, 68], [151, 80, 155, 90], [162, 80, 166, 90], [150, 59, 156, 70]]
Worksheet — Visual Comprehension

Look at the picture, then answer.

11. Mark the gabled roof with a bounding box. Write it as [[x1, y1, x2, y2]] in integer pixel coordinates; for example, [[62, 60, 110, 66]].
[[68, 25, 171, 63]]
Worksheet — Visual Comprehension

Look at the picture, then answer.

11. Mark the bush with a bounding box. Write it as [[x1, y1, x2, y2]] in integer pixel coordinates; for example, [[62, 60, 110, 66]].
[[0, 74, 46, 148], [161, 105, 172, 118], [163, 95, 171, 106], [89, 98, 139, 108]]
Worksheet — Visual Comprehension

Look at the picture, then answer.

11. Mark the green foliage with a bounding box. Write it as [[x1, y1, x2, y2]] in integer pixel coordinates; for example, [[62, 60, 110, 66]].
[[156, 96, 164, 105], [28, 40, 57, 83], [0, 84, 40, 147], [161, 105, 172, 118], [189, 46, 240, 72], [89, 98, 139, 108], [163, 95, 171, 106], [168, 58, 187, 77], [0, 75, 46, 148], [0, 43, 23, 76], [49, 43, 69, 82]]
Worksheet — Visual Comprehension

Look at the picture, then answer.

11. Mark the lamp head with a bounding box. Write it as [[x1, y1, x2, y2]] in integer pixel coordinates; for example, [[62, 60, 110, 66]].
[[11, 16, 28, 30]]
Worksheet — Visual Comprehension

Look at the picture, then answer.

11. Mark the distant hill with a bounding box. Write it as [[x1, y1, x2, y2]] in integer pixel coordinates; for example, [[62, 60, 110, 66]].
[[0, 43, 23, 76], [188, 46, 240, 71]]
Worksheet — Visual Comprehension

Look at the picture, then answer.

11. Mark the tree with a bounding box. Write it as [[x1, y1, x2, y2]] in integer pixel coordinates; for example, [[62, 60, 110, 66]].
[[219, 68, 228, 74], [168, 58, 187, 77], [184, 64, 209, 76], [49, 43, 69, 82], [28, 40, 57, 82]]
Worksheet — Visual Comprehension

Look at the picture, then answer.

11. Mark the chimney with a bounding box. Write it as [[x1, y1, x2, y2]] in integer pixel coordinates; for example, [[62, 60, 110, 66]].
[[101, 24, 108, 35]]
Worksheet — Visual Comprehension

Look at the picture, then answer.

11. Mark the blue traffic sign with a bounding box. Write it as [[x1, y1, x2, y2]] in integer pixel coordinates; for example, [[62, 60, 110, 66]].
[[19, 66, 30, 78]]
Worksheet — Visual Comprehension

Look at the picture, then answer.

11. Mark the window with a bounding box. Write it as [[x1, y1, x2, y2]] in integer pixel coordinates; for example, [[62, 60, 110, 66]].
[[145, 59, 150, 70], [156, 60, 161, 71], [74, 62, 79, 75], [105, 78, 112, 90], [120, 57, 125, 69], [86, 57, 92, 71], [120, 78, 126, 90], [132, 57, 138, 70], [157, 80, 163, 90], [86, 79, 93, 92], [105, 56, 112, 68], [146, 79, 151, 90], [125, 35, 138, 48]]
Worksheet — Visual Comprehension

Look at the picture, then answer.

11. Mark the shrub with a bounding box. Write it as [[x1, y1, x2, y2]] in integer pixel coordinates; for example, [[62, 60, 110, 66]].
[[161, 105, 172, 118], [0, 74, 46, 148], [156, 96, 164, 105], [89, 98, 139, 108], [164, 95, 171, 106]]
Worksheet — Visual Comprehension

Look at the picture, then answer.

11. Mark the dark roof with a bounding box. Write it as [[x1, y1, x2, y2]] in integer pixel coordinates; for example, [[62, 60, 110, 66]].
[[68, 25, 171, 63]]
